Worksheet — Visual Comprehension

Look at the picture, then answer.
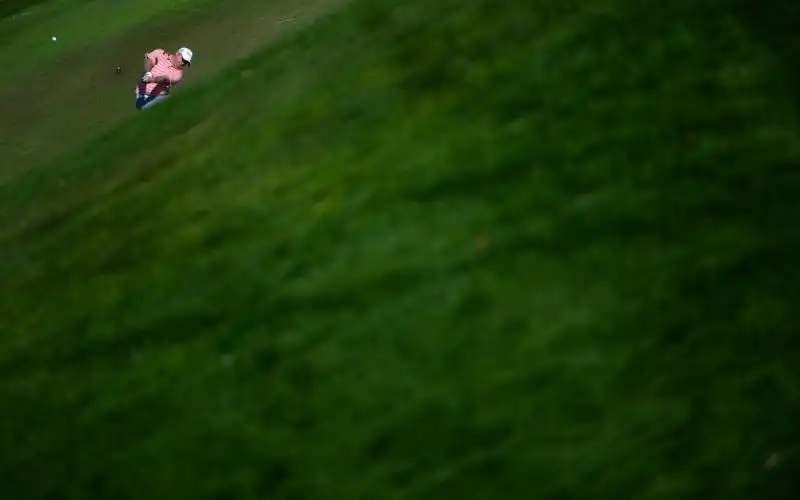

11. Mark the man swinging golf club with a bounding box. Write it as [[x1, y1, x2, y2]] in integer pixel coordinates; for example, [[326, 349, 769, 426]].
[[135, 46, 193, 111]]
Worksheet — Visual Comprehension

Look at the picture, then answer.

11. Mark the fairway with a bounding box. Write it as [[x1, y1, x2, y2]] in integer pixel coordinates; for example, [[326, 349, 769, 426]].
[[0, 0, 343, 178], [1, 0, 799, 499]]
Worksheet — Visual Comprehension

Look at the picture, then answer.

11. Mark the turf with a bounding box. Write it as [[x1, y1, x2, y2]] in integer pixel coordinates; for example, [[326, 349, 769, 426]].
[[1, 0, 799, 498], [0, 0, 212, 75]]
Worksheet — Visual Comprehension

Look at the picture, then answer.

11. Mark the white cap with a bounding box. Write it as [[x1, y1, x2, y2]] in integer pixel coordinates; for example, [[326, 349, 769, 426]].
[[178, 47, 193, 65]]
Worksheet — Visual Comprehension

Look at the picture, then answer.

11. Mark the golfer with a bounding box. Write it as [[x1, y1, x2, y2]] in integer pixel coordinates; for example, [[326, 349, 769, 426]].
[[135, 46, 193, 111]]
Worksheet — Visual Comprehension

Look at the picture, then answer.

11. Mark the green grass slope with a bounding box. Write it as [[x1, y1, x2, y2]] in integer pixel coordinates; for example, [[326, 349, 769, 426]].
[[1, 0, 799, 498]]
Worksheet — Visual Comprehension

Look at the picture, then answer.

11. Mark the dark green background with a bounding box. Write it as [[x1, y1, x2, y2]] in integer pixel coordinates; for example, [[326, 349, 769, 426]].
[[0, 0, 798, 498]]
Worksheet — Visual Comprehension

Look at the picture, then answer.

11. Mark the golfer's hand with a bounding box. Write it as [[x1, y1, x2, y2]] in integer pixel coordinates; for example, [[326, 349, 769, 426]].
[[142, 72, 153, 82]]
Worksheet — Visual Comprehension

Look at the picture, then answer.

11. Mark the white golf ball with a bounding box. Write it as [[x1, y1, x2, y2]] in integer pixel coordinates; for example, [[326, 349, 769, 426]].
[[51, 36, 57, 41]]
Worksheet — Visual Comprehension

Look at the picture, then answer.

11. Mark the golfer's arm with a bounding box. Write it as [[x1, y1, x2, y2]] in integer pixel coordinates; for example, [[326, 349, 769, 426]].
[[152, 75, 173, 85], [144, 55, 154, 72]]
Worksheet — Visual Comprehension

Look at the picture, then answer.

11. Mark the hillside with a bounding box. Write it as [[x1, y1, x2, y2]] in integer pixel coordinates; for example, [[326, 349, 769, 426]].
[[1, 0, 799, 498]]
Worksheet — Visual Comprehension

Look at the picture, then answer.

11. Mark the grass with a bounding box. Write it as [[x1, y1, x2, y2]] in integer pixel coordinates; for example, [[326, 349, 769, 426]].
[[1, 0, 799, 498], [0, 0, 218, 76]]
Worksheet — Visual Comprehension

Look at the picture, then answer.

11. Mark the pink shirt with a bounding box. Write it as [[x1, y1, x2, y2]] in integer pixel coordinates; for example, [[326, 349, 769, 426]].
[[135, 49, 184, 96]]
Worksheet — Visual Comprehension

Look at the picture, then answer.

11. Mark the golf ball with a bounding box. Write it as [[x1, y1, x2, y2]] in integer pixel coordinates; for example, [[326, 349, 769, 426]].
[[51, 36, 57, 41]]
